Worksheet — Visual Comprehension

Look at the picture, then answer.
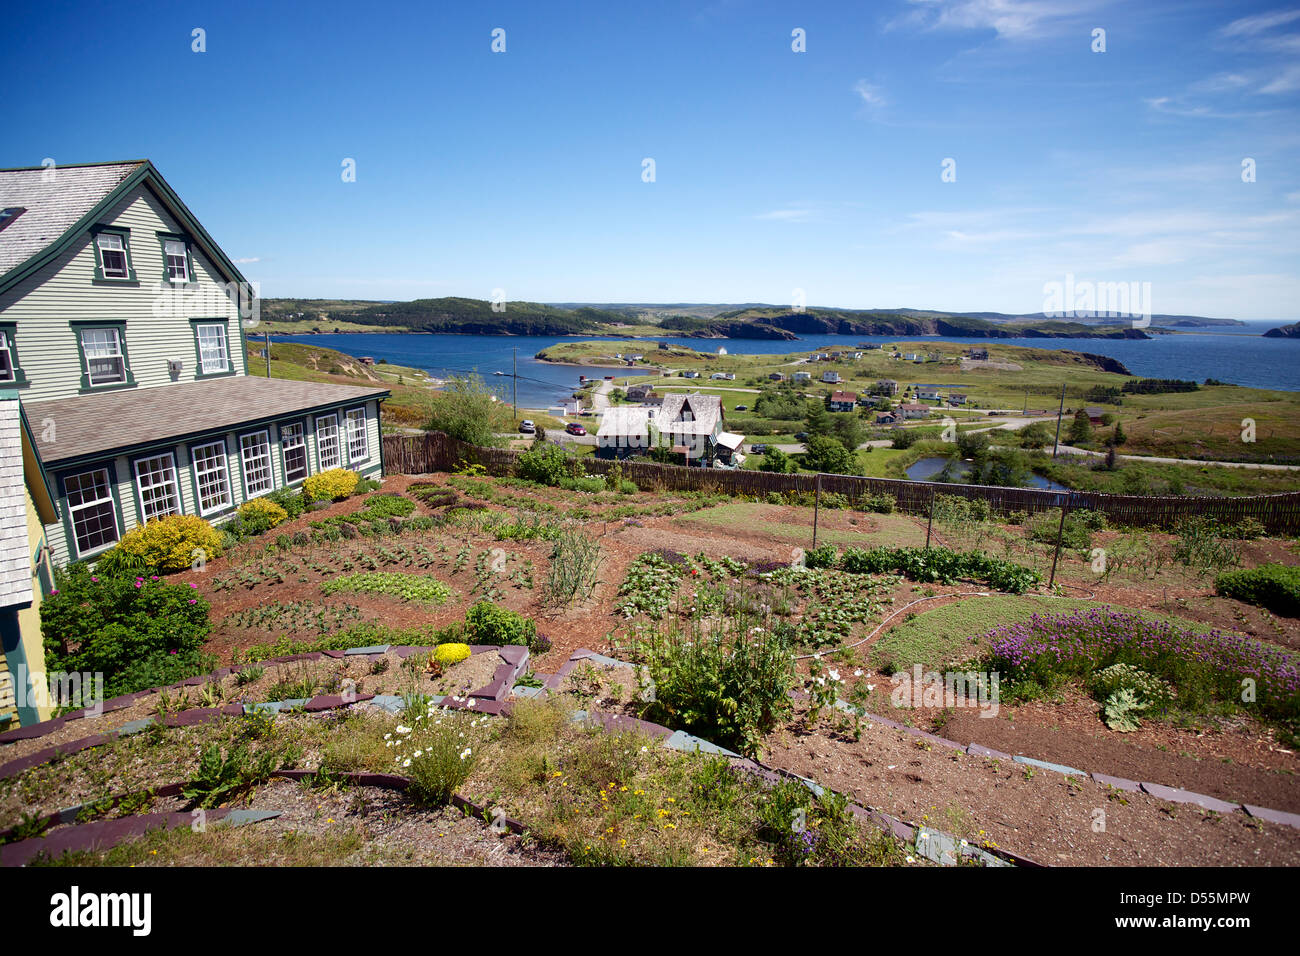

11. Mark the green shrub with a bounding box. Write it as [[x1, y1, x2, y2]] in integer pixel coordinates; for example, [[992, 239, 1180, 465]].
[[238, 497, 289, 535], [465, 600, 536, 646], [266, 487, 307, 521], [516, 444, 575, 486], [42, 564, 212, 697], [303, 468, 359, 502], [98, 515, 224, 576], [1215, 564, 1300, 617], [837, 546, 1040, 594], [390, 709, 481, 807], [558, 475, 606, 493]]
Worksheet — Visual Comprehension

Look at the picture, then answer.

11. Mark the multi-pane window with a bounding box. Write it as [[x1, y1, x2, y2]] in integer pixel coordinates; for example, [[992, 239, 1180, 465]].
[[65, 468, 119, 555], [196, 323, 229, 374], [191, 441, 232, 515], [95, 232, 129, 278], [134, 453, 181, 522], [281, 422, 308, 483], [81, 328, 127, 385], [345, 407, 368, 463], [240, 430, 273, 497], [316, 414, 340, 469], [0, 331, 12, 382], [164, 239, 190, 282]]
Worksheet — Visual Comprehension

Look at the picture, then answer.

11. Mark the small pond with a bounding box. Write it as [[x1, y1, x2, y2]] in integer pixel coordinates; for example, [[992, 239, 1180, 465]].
[[904, 456, 1071, 492]]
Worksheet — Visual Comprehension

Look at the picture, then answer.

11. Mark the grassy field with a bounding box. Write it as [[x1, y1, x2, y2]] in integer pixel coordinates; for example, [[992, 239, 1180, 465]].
[[868, 595, 1230, 672]]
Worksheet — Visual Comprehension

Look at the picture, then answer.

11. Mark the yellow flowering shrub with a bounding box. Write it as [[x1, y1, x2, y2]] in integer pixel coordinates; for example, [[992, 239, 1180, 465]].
[[237, 497, 288, 533], [433, 643, 472, 666], [113, 515, 224, 574], [302, 468, 359, 502]]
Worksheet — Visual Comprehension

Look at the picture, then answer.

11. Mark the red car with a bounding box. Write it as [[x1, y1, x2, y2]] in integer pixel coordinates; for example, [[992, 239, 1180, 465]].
[[565, 422, 587, 436]]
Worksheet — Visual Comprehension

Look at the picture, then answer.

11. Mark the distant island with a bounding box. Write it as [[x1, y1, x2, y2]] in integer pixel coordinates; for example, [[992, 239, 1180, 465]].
[[1263, 323, 1300, 338], [255, 296, 1246, 341]]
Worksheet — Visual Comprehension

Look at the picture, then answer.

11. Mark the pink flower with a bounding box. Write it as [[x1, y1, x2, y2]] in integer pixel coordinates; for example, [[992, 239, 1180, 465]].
[[90, 577, 98, 582], [188, 582, 198, 589], [151, 575, 159, 580], [134, 582, 142, 588], [50, 589, 59, 595], [188, 599, 197, 604]]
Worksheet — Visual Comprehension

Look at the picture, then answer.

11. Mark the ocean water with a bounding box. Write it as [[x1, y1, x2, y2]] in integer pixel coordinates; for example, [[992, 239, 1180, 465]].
[[271, 319, 1298, 407]]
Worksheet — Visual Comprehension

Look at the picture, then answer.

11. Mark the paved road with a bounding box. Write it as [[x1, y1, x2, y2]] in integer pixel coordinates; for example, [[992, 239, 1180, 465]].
[[1052, 444, 1300, 471]]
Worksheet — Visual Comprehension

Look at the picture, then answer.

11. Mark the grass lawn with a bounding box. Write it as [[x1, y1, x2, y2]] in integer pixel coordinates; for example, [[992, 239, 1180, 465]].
[[867, 595, 1233, 672]]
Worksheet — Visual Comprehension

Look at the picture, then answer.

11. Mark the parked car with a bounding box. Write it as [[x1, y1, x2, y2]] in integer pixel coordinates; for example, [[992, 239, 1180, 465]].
[[519, 420, 536, 434], [750, 443, 768, 454], [794, 432, 809, 441], [565, 422, 587, 436], [734, 404, 748, 411]]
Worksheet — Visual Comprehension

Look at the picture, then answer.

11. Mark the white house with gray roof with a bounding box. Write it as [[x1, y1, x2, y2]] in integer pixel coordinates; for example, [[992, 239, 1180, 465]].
[[0, 160, 389, 569], [596, 393, 734, 463]]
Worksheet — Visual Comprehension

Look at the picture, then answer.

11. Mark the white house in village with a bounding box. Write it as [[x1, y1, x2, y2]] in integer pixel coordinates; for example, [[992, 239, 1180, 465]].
[[916, 387, 942, 402], [595, 393, 742, 466], [821, 370, 841, 383], [0, 161, 389, 572], [897, 402, 931, 420]]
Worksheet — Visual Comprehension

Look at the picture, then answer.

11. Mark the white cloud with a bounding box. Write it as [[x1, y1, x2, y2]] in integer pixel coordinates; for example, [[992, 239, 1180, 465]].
[[892, 0, 1099, 40], [1260, 64, 1300, 94], [233, 256, 261, 264], [1222, 9, 1300, 37], [852, 80, 886, 106]]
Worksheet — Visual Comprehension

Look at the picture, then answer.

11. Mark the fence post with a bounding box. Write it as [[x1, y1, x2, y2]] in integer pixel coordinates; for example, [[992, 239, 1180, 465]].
[[1048, 493, 1072, 589], [925, 485, 936, 550], [812, 473, 821, 549]]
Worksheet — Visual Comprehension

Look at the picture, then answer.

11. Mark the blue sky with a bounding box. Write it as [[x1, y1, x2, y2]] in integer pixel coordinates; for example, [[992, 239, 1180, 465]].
[[4, 0, 1299, 318]]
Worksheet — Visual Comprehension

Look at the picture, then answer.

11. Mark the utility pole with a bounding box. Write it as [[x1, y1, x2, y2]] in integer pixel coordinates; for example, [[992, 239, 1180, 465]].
[[264, 331, 271, 378], [1051, 383, 1066, 458], [812, 473, 821, 549], [925, 485, 936, 550], [1048, 493, 1072, 589], [512, 348, 518, 419], [1023, 388, 1028, 416]]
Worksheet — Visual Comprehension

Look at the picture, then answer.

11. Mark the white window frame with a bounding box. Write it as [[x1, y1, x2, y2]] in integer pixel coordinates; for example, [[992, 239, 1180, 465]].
[[164, 238, 190, 282], [315, 413, 340, 470], [81, 328, 127, 385], [345, 406, 368, 464], [239, 430, 274, 498], [0, 330, 12, 383], [133, 452, 182, 523], [191, 440, 233, 515], [65, 467, 120, 557], [196, 323, 229, 374], [281, 421, 308, 483], [95, 232, 128, 278]]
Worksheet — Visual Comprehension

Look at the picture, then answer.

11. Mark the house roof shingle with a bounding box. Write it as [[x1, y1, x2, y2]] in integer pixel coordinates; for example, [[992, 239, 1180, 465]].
[[0, 162, 145, 276], [30, 377, 389, 465]]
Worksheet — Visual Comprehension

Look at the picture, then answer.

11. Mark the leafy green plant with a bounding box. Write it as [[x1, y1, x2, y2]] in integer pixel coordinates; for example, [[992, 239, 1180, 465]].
[[464, 600, 535, 646], [321, 571, 455, 604], [1215, 564, 1300, 617], [182, 742, 297, 808], [542, 529, 602, 607], [42, 564, 212, 697]]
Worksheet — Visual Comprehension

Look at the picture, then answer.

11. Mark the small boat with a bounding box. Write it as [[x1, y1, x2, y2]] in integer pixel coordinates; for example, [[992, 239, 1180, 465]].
[[493, 371, 505, 376]]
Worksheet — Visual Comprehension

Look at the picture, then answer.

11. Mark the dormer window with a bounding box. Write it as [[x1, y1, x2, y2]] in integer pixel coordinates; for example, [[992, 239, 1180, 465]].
[[90, 226, 137, 282]]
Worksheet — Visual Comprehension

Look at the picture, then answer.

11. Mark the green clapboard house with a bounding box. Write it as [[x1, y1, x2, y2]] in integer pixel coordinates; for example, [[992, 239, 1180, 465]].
[[0, 159, 389, 575]]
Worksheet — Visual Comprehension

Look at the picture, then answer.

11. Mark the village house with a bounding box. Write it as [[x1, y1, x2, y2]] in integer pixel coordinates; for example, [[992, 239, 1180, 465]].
[[681, 370, 700, 379], [0, 161, 389, 573], [820, 370, 841, 384], [1085, 406, 1107, 425], [596, 393, 739, 466], [967, 347, 990, 360], [874, 379, 900, 396], [915, 386, 942, 402], [624, 383, 657, 403], [875, 412, 898, 425], [768, 372, 786, 382], [828, 390, 857, 412], [898, 402, 931, 420], [948, 393, 968, 405], [856, 393, 880, 407], [792, 371, 811, 382]]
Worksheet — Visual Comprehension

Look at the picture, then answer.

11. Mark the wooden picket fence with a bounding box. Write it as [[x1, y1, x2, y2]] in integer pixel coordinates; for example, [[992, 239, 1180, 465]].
[[382, 432, 1300, 533]]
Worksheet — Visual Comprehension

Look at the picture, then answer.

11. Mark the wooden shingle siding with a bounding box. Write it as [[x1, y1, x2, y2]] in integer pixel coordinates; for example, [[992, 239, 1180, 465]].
[[0, 183, 246, 404], [0, 399, 33, 608]]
